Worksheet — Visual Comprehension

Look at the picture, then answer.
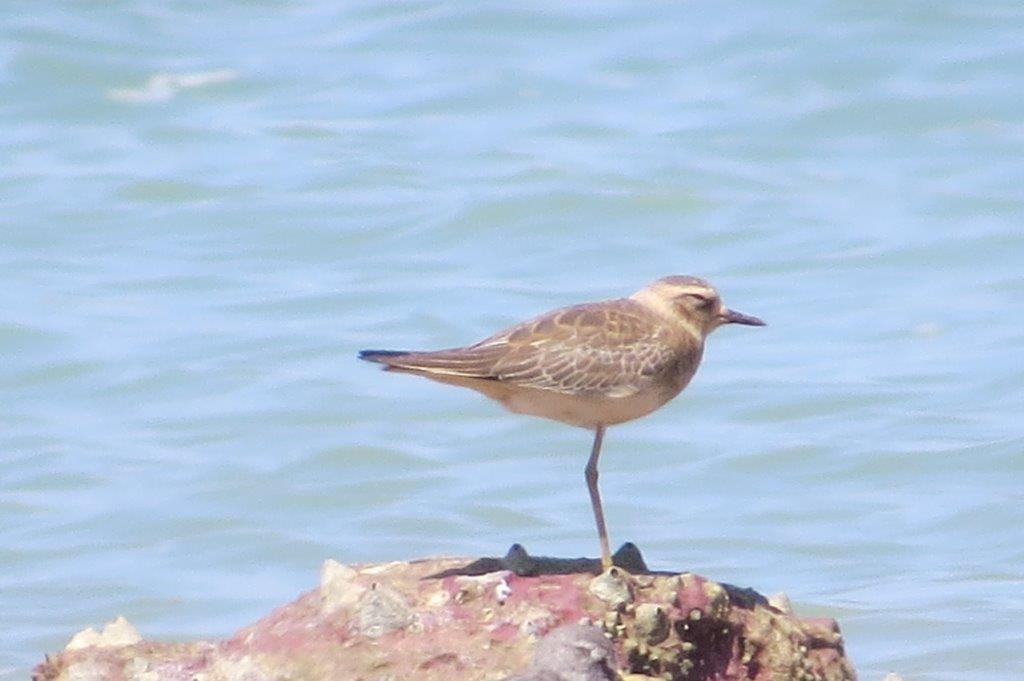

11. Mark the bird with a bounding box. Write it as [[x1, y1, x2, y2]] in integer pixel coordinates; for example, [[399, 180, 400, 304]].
[[359, 275, 765, 570]]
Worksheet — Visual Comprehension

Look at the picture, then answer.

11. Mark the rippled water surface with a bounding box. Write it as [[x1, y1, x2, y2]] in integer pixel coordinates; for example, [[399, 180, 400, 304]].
[[3, 3, 1023, 679]]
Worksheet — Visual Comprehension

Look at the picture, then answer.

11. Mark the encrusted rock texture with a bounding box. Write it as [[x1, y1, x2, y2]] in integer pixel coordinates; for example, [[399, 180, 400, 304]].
[[34, 556, 857, 681]]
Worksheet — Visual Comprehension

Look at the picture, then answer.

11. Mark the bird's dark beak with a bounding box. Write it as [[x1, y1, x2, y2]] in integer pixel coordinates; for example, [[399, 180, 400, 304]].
[[721, 308, 766, 326]]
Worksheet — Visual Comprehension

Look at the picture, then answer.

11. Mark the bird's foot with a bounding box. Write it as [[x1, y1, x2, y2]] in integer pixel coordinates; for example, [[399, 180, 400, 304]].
[[504, 542, 649, 576], [428, 542, 648, 578]]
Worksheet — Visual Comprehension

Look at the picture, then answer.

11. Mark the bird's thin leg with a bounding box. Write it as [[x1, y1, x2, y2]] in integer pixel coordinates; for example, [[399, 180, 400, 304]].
[[584, 425, 612, 570]]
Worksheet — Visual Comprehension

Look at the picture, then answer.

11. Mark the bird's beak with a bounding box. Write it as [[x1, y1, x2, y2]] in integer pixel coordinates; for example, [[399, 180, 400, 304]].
[[721, 308, 766, 326]]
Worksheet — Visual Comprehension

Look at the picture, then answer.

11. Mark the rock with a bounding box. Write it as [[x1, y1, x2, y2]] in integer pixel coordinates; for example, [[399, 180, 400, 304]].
[[64, 616, 141, 651], [319, 558, 365, 613], [503, 624, 616, 681], [633, 603, 669, 645], [768, 591, 792, 614], [33, 547, 858, 681], [355, 582, 417, 638], [588, 567, 633, 608]]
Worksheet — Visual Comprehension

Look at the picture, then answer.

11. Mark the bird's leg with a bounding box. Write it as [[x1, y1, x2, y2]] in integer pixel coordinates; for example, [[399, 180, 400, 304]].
[[584, 425, 612, 570]]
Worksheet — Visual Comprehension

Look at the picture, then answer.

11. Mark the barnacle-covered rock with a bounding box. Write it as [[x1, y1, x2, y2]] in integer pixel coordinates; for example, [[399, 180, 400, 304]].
[[34, 547, 857, 681]]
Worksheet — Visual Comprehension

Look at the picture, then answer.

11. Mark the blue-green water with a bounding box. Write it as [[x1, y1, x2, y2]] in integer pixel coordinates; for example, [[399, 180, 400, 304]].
[[2, 3, 1023, 679]]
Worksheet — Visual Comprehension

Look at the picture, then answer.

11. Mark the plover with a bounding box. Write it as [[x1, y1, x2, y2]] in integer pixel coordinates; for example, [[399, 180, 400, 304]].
[[360, 275, 764, 570]]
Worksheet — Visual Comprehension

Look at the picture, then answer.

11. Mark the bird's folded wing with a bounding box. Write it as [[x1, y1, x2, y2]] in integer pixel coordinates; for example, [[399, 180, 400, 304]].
[[375, 302, 680, 397]]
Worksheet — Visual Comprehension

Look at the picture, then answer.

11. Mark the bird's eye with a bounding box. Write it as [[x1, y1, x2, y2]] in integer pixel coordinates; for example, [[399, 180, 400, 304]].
[[687, 293, 712, 308]]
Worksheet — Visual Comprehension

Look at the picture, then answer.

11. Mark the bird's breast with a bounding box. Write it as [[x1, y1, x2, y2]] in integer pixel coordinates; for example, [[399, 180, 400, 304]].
[[498, 384, 678, 428]]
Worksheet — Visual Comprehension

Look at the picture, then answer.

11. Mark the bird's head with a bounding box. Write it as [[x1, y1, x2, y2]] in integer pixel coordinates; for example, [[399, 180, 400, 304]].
[[633, 275, 766, 338]]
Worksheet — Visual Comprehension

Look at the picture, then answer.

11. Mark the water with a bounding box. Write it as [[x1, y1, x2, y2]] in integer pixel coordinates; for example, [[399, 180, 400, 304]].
[[2, 3, 1023, 679]]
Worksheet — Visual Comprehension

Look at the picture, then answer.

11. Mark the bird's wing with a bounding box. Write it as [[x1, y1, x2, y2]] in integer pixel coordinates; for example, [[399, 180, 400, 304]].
[[368, 301, 683, 398]]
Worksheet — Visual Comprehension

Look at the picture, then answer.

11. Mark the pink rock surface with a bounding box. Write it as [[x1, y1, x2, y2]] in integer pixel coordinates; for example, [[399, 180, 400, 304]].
[[34, 556, 857, 681]]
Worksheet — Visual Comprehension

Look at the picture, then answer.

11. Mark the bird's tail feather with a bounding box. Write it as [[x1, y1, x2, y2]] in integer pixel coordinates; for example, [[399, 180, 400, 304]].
[[358, 349, 411, 364], [358, 348, 501, 380]]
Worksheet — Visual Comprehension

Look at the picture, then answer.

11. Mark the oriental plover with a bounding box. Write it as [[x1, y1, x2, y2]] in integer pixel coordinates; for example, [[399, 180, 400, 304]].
[[360, 275, 765, 570]]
